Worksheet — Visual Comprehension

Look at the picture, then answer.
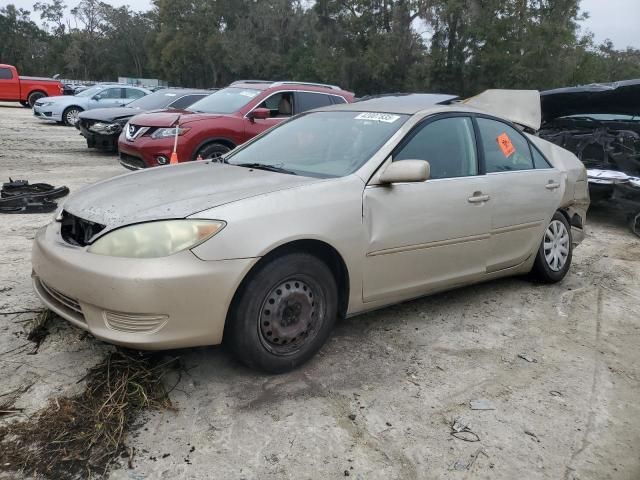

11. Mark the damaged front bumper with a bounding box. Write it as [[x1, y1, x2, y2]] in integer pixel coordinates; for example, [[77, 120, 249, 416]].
[[31, 222, 257, 349]]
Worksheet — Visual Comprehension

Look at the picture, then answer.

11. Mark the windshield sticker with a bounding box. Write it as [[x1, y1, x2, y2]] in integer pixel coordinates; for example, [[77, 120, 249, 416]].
[[239, 90, 259, 98], [497, 133, 515, 157], [355, 112, 401, 123]]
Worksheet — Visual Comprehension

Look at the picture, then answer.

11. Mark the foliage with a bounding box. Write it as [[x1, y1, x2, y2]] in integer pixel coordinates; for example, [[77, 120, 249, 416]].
[[1, 0, 639, 95]]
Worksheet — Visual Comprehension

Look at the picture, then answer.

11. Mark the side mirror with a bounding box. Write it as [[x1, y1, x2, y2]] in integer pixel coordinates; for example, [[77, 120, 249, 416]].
[[379, 160, 430, 184], [248, 107, 270, 121], [92, 94, 102, 101]]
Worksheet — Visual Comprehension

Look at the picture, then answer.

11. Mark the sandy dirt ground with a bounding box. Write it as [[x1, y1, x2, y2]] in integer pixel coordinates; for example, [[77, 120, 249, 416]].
[[0, 103, 639, 480]]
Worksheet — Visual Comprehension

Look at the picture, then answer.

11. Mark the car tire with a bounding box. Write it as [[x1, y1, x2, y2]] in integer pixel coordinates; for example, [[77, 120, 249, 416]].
[[226, 252, 338, 373], [530, 211, 573, 283], [195, 142, 231, 161], [27, 91, 45, 107], [62, 106, 83, 126]]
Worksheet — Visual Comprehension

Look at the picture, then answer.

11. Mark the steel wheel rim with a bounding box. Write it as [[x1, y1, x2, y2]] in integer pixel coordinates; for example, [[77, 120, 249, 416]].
[[66, 109, 79, 125], [257, 276, 325, 356], [543, 220, 570, 272]]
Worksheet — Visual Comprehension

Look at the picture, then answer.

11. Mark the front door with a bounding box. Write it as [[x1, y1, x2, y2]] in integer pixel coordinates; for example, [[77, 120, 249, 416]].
[[244, 91, 293, 138], [362, 116, 491, 303]]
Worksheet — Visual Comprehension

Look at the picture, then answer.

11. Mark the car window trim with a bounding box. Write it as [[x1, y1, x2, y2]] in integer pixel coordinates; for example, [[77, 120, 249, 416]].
[[243, 90, 348, 119], [391, 112, 482, 179]]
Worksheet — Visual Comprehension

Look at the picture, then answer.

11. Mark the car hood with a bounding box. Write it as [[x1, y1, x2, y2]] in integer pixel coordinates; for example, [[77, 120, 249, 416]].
[[37, 95, 77, 106], [79, 106, 137, 122], [63, 161, 322, 232], [541, 79, 640, 121], [128, 109, 226, 127]]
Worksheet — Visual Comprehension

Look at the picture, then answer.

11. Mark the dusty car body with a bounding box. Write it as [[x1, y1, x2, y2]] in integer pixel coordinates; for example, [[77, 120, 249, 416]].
[[32, 90, 588, 372]]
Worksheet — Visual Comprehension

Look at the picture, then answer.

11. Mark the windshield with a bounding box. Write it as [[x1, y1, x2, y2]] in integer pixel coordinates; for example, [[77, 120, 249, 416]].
[[187, 87, 260, 114], [226, 111, 409, 178], [128, 90, 194, 110], [75, 85, 106, 97]]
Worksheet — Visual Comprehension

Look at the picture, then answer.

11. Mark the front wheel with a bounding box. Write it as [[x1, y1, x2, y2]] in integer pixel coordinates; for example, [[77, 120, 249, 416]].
[[62, 106, 83, 126], [530, 211, 573, 283], [226, 252, 338, 373], [195, 142, 231, 161]]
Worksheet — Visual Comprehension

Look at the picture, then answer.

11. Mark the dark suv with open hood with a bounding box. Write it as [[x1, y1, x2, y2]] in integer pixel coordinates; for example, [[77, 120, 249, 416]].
[[76, 88, 211, 152]]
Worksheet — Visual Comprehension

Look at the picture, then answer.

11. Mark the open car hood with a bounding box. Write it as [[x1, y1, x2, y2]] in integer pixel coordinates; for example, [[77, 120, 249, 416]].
[[463, 90, 541, 131], [541, 79, 640, 122]]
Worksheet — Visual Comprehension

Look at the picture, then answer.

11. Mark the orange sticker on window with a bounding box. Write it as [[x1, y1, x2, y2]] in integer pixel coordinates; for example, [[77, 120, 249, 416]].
[[496, 133, 515, 157]]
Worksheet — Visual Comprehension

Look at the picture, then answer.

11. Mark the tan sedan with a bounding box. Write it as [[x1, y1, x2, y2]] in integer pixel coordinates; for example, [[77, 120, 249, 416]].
[[32, 90, 589, 372]]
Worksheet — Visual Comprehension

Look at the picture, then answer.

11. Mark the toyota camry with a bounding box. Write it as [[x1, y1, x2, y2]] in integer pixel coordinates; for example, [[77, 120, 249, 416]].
[[32, 90, 589, 372]]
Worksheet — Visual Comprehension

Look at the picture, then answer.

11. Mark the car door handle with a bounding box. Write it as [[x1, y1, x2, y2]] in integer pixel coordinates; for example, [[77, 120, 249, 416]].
[[545, 181, 561, 190], [467, 193, 490, 203]]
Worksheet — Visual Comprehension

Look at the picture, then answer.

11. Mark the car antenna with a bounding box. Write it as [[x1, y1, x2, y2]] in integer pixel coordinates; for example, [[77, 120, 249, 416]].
[[170, 115, 181, 165]]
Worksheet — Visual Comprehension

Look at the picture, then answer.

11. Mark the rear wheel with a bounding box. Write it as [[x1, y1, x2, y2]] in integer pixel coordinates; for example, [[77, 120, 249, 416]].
[[531, 211, 572, 283], [195, 142, 231, 161], [62, 106, 83, 126], [27, 91, 45, 107], [226, 252, 338, 373]]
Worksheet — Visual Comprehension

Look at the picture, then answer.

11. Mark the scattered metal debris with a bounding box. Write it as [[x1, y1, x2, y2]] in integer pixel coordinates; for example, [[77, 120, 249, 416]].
[[524, 430, 541, 442], [518, 353, 538, 363], [452, 447, 488, 471], [549, 390, 563, 397], [470, 399, 495, 411]]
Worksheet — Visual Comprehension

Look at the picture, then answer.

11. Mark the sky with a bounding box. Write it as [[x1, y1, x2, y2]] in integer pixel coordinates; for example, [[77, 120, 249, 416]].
[[2, 0, 639, 49]]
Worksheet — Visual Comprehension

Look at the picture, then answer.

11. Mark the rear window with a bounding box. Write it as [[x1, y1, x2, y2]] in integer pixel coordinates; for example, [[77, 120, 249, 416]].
[[0, 68, 13, 80], [169, 94, 208, 109]]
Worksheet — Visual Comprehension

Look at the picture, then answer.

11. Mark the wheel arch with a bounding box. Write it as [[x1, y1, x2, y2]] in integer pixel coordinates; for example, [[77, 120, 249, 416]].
[[27, 89, 47, 105], [227, 239, 351, 326], [192, 137, 237, 160]]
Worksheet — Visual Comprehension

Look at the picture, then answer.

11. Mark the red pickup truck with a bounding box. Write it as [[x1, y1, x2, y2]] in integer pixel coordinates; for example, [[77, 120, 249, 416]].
[[0, 64, 64, 107]]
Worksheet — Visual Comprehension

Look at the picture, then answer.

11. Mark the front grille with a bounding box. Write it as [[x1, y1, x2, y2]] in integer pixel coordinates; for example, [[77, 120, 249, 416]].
[[119, 152, 146, 170], [40, 280, 85, 319], [104, 311, 168, 334], [60, 210, 106, 246]]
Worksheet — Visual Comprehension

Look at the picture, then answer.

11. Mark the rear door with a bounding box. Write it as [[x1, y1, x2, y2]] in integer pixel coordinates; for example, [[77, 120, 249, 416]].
[[477, 117, 563, 272], [0, 66, 19, 100], [362, 115, 490, 303], [294, 91, 333, 113], [123, 87, 146, 105]]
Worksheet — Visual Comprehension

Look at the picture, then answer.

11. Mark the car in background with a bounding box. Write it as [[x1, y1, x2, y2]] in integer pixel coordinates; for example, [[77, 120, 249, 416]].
[[118, 80, 354, 169], [33, 84, 151, 126], [32, 90, 588, 372], [0, 64, 64, 107], [76, 88, 211, 152]]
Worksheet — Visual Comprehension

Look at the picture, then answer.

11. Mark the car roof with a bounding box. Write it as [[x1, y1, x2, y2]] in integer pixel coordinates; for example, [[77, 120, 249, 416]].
[[228, 80, 352, 95], [320, 93, 458, 114], [152, 88, 210, 95]]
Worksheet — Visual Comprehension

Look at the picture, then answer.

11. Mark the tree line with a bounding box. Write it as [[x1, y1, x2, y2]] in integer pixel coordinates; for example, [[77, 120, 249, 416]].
[[2, 0, 639, 96]]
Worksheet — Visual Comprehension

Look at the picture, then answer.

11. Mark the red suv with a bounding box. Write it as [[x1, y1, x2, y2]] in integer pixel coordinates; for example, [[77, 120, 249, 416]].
[[118, 81, 354, 169]]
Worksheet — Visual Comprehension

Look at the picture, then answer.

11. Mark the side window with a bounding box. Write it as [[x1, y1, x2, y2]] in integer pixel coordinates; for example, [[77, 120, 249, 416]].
[[295, 92, 332, 113], [169, 94, 207, 109], [0, 68, 13, 80], [257, 92, 293, 118], [331, 96, 347, 105], [531, 146, 552, 169], [394, 117, 478, 179], [99, 88, 122, 99], [125, 88, 146, 99], [477, 118, 534, 173]]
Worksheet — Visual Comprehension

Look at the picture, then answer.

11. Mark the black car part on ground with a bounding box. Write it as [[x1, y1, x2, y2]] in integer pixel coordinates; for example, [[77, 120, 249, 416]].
[[1, 179, 69, 214]]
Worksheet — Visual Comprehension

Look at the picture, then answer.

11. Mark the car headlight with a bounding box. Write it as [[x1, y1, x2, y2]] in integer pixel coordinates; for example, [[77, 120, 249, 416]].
[[89, 122, 121, 134], [87, 220, 225, 258], [38, 102, 54, 107], [151, 127, 190, 139]]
